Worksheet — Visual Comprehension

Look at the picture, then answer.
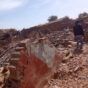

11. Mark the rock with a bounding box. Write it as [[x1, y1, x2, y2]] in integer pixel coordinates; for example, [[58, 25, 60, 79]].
[[10, 58, 19, 66], [59, 64, 69, 73], [69, 41, 76, 47], [19, 52, 50, 88], [28, 38, 57, 67], [0, 67, 10, 88], [15, 47, 25, 52], [11, 52, 20, 58], [52, 85, 58, 88], [62, 50, 73, 62], [68, 45, 72, 48]]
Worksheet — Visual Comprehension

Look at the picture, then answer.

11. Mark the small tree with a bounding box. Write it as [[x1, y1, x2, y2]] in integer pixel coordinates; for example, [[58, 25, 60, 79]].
[[48, 16, 58, 22], [79, 12, 88, 18]]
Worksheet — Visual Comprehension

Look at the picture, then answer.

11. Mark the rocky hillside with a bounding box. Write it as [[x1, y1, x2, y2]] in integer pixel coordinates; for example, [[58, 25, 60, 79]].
[[20, 14, 88, 40], [0, 13, 88, 88], [20, 17, 74, 39]]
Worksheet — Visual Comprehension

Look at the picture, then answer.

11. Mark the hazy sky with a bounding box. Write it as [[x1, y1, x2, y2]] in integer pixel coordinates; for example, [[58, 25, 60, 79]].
[[0, 0, 88, 29]]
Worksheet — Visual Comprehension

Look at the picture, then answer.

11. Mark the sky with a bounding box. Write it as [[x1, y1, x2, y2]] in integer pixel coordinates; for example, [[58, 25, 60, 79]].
[[0, 0, 88, 30]]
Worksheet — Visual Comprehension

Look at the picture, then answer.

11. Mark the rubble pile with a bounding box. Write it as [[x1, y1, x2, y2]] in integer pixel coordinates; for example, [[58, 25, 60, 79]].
[[46, 30, 74, 47], [20, 18, 74, 39], [43, 44, 88, 88], [15, 37, 88, 88], [0, 35, 88, 88], [0, 40, 27, 88], [1, 14, 88, 88]]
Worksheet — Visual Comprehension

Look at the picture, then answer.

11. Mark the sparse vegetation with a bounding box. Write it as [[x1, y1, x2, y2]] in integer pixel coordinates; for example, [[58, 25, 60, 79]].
[[48, 15, 58, 22]]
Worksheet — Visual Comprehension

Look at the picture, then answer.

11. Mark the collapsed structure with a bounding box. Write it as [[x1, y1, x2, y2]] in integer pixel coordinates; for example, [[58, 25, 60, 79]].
[[0, 13, 88, 88]]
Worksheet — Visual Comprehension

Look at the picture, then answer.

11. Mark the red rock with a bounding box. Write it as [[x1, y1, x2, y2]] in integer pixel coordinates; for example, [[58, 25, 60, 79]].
[[18, 51, 50, 88]]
